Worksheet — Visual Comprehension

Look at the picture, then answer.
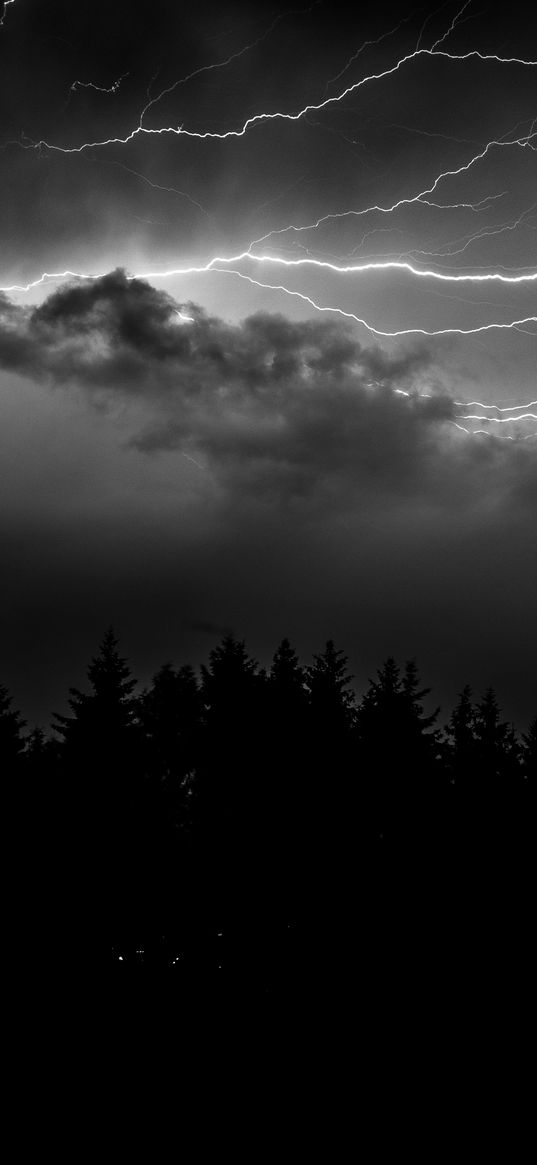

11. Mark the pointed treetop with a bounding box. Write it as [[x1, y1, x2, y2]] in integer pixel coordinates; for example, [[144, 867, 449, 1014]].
[[0, 682, 26, 760], [270, 638, 304, 685]]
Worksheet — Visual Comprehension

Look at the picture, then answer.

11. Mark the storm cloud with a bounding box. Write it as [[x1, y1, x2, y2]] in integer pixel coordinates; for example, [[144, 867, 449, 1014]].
[[2, 270, 535, 514], [1, 270, 536, 729]]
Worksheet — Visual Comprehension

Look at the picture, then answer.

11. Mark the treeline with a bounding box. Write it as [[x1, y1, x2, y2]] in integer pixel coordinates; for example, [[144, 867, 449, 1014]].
[[1, 629, 535, 973]]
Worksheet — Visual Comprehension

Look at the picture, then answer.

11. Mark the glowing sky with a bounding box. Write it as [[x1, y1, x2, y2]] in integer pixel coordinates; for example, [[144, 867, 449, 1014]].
[[0, 0, 535, 726]]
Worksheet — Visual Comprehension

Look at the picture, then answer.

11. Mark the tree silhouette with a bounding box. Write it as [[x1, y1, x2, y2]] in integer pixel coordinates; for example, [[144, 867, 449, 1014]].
[[2, 624, 533, 971], [357, 659, 438, 753], [303, 640, 355, 872], [472, 688, 521, 785], [306, 639, 355, 735], [266, 639, 308, 898], [0, 683, 25, 776], [198, 636, 267, 913], [140, 661, 201, 789], [521, 716, 537, 779], [53, 628, 141, 957], [54, 627, 137, 760], [444, 685, 475, 783], [356, 658, 439, 844], [270, 638, 307, 711]]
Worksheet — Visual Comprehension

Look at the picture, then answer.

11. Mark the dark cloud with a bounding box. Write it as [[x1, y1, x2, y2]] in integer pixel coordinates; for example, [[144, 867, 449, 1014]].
[[1, 271, 535, 514], [1, 268, 427, 391], [1, 272, 536, 730]]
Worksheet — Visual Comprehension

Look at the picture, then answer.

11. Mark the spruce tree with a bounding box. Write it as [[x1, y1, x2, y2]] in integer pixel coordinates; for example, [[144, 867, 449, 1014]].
[[473, 688, 521, 783], [304, 641, 355, 861], [356, 658, 439, 842], [54, 627, 137, 767], [199, 636, 264, 831], [521, 716, 537, 779], [306, 640, 355, 736], [140, 661, 201, 783], [445, 685, 476, 782], [0, 683, 26, 776]]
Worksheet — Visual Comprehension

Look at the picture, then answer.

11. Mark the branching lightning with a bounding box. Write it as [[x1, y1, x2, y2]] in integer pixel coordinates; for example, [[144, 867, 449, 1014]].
[[12, 47, 537, 154], [181, 265, 537, 339], [250, 130, 536, 256], [140, 2, 322, 128], [323, 8, 416, 93], [1, 2, 536, 447]]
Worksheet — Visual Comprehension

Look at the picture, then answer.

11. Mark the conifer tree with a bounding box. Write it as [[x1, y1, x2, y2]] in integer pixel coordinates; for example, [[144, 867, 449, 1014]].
[[303, 641, 355, 852], [54, 627, 137, 760], [473, 688, 521, 783], [445, 685, 476, 780], [306, 640, 355, 736], [521, 716, 537, 779], [356, 658, 439, 841], [140, 661, 201, 783], [53, 626, 140, 841], [0, 683, 26, 776], [199, 636, 265, 829], [267, 639, 308, 866], [270, 639, 306, 710]]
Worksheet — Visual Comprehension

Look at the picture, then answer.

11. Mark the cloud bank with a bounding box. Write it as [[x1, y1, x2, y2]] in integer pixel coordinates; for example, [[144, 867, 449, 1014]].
[[1, 270, 534, 512], [1, 271, 536, 727]]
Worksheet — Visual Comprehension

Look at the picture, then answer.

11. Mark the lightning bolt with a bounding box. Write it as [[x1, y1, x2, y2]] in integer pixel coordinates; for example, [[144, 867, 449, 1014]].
[[455, 413, 537, 422], [140, 2, 322, 129], [97, 158, 214, 221], [323, 8, 417, 94], [430, 0, 473, 51], [204, 251, 537, 283], [455, 399, 537, 410], [13, 47, 537, 153], [1, 3, 535, 439], [177, 265, 537, 338], [65, 72, 129, 110], [8, 136, 535, 292], [400, 203, 536, 263], [0, 0, 15, 29], [3, 239, 537, 296], [251, 130, 536, 254]]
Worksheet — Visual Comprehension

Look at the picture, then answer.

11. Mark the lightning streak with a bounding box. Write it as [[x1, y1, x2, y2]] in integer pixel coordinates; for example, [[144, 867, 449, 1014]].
[[2, 262, 535, 340], [253, 132, 536, 252], [403, 203, 536, 262], [19, 47, 537, 153], [324, 8, 416, 93], [455, 400, 537, 410], [140, 2, 322, 127], [1, 4, 535, 413], [0, 0, 14, 28], [67, 73, 129, 102], [98, 158, 214, 220], [3, 239, 537, 296], [210, 251, 537, 283], [455, 413, 537, 421], [430, 0, 473, 51], [190, 266, 537, 338]]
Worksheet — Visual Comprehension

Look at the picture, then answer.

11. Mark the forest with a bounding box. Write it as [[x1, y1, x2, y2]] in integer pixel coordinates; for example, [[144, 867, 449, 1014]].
[[2, 629, 534, 982]]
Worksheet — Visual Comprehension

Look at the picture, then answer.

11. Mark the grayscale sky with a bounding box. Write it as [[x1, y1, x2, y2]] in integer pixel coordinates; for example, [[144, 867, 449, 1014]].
[[0, 0, 536, 728]]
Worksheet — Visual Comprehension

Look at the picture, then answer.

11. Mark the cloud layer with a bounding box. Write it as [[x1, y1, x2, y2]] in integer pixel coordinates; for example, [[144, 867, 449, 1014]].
[[2, 270, 535, 513], [1, 272, 536, 728]]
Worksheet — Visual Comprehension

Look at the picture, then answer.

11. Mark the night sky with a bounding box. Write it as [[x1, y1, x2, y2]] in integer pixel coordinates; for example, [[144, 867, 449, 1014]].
[[0, 0, 536, 729]]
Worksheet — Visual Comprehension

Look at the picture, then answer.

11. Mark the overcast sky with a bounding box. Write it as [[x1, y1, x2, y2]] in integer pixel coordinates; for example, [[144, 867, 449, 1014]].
[[0, 0, 536, 728]]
